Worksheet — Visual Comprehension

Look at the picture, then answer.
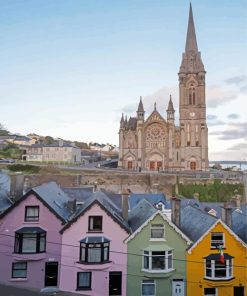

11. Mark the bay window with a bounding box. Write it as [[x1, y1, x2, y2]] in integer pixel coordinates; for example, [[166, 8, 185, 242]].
[[143, 250, 173, 272], [14, 227, 46, 254], [205, 253, 233, 280], [80, 236, 110, 264]]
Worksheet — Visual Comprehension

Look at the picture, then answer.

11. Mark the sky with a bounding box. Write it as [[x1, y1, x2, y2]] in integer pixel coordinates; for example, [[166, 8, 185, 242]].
[[0, 0, 247, 161]]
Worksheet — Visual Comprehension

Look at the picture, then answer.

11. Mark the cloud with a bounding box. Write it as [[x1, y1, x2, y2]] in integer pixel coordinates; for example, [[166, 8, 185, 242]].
[[228, 142, 247, 150], [207, 114, 217, 120], [120, 104, 137, 114], [225, 75, 247, 85], [207, 85, 237, 108], [210, 122, 247, 140], [207, 120, 226, 127], [227, 113, 239, 119]]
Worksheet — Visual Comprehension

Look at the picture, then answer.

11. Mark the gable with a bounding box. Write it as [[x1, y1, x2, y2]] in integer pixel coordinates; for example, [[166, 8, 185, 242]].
[[188, 220, 247, 254], [125, 211, 191, 245]]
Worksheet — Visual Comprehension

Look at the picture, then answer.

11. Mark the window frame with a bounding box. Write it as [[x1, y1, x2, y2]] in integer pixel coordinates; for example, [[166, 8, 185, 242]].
[[76, 272, 92, 290], [142, 250, 173, 273], [25, 206, 39, 222], [14, 231, 46, 254], [12, 262, 27, 279], [88, 216, 103, 232], [141, 279, 156, 296], [211, 232, 224, 249], [205, 259, 233, 280], [80, 242, 110, 264], [150, 224, 165, 241]]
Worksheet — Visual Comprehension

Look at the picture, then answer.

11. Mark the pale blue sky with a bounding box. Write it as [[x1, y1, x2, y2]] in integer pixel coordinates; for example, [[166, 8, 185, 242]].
[[1, 0, 247, 160]]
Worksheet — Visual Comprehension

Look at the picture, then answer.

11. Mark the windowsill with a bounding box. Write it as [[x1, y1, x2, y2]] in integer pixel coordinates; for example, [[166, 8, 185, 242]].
[[210, 247, 226, 250], [204, 276, 234, 282], [13, 252, 46, 261], [76, 288, 92, 291], [141, 268, 174, 274], [9, 278, 27, 282], [23, 221, 40, 224], [76, 261, 112, 270], [149, 238, 166, 242], [86, 231, 103, 233]]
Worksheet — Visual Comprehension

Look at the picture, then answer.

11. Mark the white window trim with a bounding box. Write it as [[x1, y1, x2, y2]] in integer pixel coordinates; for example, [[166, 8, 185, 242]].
[[150, 224, 166, 241], [141, 279, 156, 296], [142, 250, 174, 273], [204, 259, 233, 281], [210, 232, 225, 249]]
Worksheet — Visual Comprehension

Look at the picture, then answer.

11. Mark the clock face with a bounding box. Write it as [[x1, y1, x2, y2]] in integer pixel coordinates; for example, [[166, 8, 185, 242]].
[[189, 112, 195, 118]]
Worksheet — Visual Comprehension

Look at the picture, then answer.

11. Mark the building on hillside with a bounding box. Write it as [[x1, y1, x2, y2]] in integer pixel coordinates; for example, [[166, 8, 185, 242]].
[[0, 182, 73, 291], [22, 140, 81, 163], [125, 200, 191, 296], [118, 4, 208, 171]]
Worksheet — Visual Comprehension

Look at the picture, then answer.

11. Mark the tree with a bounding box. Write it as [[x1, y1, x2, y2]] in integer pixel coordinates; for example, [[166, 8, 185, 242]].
[[0, 123, 10, 136]]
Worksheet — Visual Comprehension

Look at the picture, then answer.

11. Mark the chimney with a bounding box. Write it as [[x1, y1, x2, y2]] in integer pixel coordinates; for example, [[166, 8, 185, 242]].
[[67, 199, 76, 213], [10, 173, 25, 201], [193, 192, 199, 201], [58, 139, 63, 147], [171, 197, 181, 227], [121, 189, 130, 221], [221, 204, 232, 228], [93, 181, 98, 193]]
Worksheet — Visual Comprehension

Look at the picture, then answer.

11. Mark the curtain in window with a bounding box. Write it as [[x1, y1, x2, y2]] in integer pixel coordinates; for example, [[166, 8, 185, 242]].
[[22, 234, 36, 252], [88, 247, 101, 262], [142, 282, 155, 295], [78, 272, 90, 287]]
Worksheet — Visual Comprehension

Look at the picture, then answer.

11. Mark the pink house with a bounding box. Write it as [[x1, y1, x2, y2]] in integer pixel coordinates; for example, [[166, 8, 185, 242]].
[[0, 182, 73, 291], [59, 190, 130, 296]]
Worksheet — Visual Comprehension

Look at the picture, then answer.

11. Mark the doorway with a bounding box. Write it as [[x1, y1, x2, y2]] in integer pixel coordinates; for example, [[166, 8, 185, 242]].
[[172, 279, 185, 296], [44, 262, 58, 287], [190, 161, 196, 170], [109, 272, 122, 295]]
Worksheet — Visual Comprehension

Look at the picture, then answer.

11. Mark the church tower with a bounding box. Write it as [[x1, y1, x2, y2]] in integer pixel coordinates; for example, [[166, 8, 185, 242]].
[[178, 4, 208, 170]]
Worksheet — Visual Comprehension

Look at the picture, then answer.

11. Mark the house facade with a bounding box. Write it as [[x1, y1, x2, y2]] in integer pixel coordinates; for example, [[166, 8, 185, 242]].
[[0, 182, 72, 290], [186, 220, 246, 296], [59, 191, 130, 296], [22, 141, 81, 163], [126, 209, 191, 296]]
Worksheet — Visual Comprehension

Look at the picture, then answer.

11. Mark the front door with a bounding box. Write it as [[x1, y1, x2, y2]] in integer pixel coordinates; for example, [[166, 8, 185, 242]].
[[190, 161, 196, 170], [150, 161, 155, 170], [109, 272, 122, 295], [127, 161, 132, 169], [234, 287, 244, 296], [157, 161, 162, 171], [45, 262, 58, 287], [172, 279, 185, 296]]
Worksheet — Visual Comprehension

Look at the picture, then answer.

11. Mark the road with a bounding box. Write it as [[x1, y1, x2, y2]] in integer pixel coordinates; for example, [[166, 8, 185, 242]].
[[0, 284, 85, 296]]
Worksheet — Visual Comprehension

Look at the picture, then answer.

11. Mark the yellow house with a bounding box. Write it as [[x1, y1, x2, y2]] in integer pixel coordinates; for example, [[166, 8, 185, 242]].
[[187, 219, 247, 296]]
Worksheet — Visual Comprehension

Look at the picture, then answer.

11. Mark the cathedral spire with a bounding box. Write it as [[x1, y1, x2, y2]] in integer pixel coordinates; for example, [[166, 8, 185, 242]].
[[137, 96, 144, 112], [185, 3, 198, 52]]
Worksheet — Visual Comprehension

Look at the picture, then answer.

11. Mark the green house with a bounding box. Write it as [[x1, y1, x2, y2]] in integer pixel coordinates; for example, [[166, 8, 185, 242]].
[[126, 200, 191, 296]]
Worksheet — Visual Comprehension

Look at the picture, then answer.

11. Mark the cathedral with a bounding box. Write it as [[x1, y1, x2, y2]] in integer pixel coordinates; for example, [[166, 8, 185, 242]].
[[118, 4, 208, 171]]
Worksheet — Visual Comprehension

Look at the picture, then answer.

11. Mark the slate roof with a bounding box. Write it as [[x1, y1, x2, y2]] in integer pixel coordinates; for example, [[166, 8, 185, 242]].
[[127, 117, 137, 130], [200, 202, 224, 218], [129, 193, 168, 210], [32, 182, 72, 221], [180, 205, 217, 242], [232, 205, 247, 244], [62, 190, 130, 233], [128, 199, 157, 232], [62, 187, 94, 203]]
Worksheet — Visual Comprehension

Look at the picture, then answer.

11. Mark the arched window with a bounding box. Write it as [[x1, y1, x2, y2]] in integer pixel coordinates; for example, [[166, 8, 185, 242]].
[[192, 88, 196, 104]]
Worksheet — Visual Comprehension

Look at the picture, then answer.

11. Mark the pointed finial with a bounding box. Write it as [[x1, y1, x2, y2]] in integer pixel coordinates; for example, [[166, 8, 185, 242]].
[[137, 96, 144, 112], [185, 3, 198, 52], [154, 102, 157, 111], [167, 95, 175, 112]]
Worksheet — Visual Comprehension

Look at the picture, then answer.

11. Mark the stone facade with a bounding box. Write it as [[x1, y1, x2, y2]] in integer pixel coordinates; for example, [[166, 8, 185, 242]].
[[118, 5, 208, 171]]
